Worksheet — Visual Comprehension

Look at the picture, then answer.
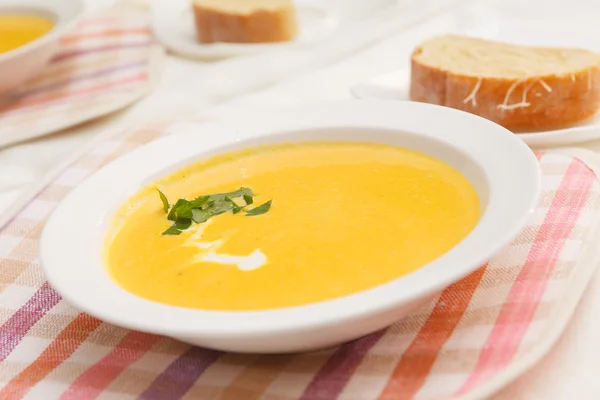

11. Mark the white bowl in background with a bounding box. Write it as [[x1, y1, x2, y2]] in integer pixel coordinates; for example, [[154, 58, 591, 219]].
[[0, 0, 85, 95], [40, 100, 540, 353]]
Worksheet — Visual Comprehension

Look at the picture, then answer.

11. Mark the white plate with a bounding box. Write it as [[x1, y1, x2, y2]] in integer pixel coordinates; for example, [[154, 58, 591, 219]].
[[350, 70, 600, 147], [350, 6, 600, 147], [40, 100, 540, 353], [150, 0, 338, 60]]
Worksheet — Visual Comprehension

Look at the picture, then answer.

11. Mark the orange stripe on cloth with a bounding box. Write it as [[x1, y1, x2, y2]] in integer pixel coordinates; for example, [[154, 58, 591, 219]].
[[0, 314, 102, 399], [59, 331, 162, 400], [378, 265, 487, 400], [61, 29, 151, 44], [0, 74, 147, 116]]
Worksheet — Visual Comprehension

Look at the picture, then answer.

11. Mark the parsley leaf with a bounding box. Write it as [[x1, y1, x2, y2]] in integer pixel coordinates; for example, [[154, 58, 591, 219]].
[[162, 218, 192, 235], [157, 189, 169, 213], [209, 187, 253, 202], [162, 226, 182, 235], [189, 195, 210, 208], [245, 200, 272, 216], [191, 208, 211, 224], [167, 199, 193, 221], [224, 196, 242, 214]]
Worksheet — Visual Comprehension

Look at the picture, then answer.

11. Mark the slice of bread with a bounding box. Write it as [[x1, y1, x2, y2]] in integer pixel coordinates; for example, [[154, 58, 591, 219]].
[[192, 0, 298, 44], [410, 35, 600, 131]]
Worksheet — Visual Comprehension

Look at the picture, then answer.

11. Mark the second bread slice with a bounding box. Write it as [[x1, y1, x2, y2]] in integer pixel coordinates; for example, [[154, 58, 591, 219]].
[[410, 35, 600, 131], [192, 0, 298, 44]]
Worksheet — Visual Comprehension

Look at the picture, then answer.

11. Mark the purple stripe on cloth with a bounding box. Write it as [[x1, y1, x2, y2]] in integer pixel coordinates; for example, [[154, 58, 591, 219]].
[[14, 60, 147, 98], [51, 43, 151, 62], [299, 330, 387, 400], [138, 346, 222, 400], [0, 282, 61, 361]]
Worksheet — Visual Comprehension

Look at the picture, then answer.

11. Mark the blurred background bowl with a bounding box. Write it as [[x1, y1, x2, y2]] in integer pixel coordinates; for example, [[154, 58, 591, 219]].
[[0, 0, 85, 95]]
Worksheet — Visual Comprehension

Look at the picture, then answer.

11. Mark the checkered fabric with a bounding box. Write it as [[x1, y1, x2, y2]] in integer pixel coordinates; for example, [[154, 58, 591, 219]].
[[0, 123, 599, 400]]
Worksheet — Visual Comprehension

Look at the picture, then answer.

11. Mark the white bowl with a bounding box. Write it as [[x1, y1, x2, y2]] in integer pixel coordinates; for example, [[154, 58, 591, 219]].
[[0, 0, 85, 94], [40, 100, 540, 353]]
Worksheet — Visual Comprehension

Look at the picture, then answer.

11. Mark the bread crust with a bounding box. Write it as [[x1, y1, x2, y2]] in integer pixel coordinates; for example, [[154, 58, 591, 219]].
[[409, 48, 600, 131], [193, 2, 298, 44]]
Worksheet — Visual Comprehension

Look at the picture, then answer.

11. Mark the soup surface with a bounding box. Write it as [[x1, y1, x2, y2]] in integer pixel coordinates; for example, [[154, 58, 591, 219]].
[[0, 15, 54, 54], [106, 142, 480, 310]]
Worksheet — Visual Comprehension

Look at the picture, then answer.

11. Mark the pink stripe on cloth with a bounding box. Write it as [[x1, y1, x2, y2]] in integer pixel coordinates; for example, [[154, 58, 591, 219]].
[[456, 159, 595, 395], [51, 43, 152, 63], [13, 60, 147, 99], [1, 74, 147, 117], [299, 330, 387, 400], [59, 331, 162, 400], [0, 283, 61, 361], [61, 28, 151, 43]]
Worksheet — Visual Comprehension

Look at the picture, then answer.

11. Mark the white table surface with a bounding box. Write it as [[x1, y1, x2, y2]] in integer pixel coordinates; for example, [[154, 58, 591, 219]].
[[2, 0, 600, 398]]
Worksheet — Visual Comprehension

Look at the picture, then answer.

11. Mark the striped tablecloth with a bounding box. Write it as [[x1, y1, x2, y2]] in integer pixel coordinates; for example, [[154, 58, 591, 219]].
[[0, 8, 163, 149], [1, 122, 599, 400]]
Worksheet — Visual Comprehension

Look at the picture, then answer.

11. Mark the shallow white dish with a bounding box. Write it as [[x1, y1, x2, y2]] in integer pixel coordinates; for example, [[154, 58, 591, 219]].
[[0, 0, 85, 95], [40, 100, 540, 354], [350, 7, 600, 148], [150, 0, 338, 61]]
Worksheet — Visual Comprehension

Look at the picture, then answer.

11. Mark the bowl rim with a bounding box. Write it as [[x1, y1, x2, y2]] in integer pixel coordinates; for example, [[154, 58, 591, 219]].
[[0, 0, 86, 63], [40, 100, 541, 338]]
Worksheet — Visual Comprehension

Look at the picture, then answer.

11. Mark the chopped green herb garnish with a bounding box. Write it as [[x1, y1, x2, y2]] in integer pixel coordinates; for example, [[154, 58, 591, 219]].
[[163, 226, 182, 235], [157, 189, 169, 213], [167, 198, 192, 221], [158, 187, 271, 235], [209, 200, 234, 216], [189, 195, 210, 208], [245, 200, 272, 216], [224, 196, 242, 214], [162, 218, 192, 235], [209, 187, 253, 201], [191, 208, 210, 224]]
